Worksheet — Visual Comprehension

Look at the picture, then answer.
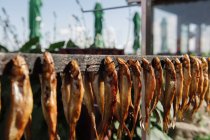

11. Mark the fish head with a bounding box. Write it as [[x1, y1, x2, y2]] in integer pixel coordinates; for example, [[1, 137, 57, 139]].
[[117, 57, 129, 74], [43, 52, 55, 74], [180, 54, 190, 69], [152, 57, 161, 70], [172, 58, 182, 73], [104, 56, 115, 76], [165, 58, 176, 80], [69, 60, 80, 79], [201, 57, 208, 72], [127, 59, 141, 75], [141, 58, 151, 72], [190, 56, 200, 77], [11, 55, 29, 80]]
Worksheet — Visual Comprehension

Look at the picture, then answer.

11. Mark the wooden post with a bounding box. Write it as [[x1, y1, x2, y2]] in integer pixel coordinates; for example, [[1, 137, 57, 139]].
[[141, 0, 153, 55]]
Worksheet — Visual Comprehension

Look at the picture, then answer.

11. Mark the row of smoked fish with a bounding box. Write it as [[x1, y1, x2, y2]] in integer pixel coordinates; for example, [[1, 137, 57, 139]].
[[1, 52, 210, 140]]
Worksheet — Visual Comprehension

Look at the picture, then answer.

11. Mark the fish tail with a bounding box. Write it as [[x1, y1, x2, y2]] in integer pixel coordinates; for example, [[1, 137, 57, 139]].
[[177, 109, 183, 120], [207, 104, 210, 113], [69, 123, 76, 140], [163, 117, 169, 133], [123, 123, 131, 140], [117, 124, 123, 140]]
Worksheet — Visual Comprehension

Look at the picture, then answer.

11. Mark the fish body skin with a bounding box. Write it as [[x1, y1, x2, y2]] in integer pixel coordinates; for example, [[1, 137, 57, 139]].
[[141, 58, 156, 132], [198, 58, 209, 108], [40, 52, 58, 140], [128, 59, 142, 138], [115, 58, 132, 140], [99, 57, 117, 140], [82, 73, 99, 140], [5, 55, 33, 140], [62, 60, 84, 140], [178, 54, 191, 119], [205, 57, 210, 112], [163, 58, 176, 133], [172, 58, 183, 125], [186, 56, 199, 111], [89, 72, 104, 119], [151, 57, 163, 113]]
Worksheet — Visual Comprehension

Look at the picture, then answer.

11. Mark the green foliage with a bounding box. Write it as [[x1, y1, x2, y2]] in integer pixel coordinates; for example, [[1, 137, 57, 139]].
[[47, 41, 65, 52], [0, 44, 9, 52], [66, 39, 78, 48], [19, 37, 40, 53]]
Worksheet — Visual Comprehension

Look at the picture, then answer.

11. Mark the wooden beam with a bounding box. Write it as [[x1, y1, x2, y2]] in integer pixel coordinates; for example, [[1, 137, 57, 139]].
[[0, 53, 203, 76]]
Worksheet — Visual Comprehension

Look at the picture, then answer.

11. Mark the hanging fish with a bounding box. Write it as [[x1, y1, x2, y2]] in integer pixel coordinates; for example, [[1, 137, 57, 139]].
[[191, 58, 204, 115], [186, 56, 199, 111], [89, 71, 104, 120], [150, 57, 163, 113], [141, 58, 156, 132], [5, 55, 33, 140], [205, 57, 210, 112], [163, 58, 176, 133], [40, 52, 59, 140], [61, 60, 84, 140], [128, 59, 142, 138], [99, 56, 117, 140], [197, 58, 209, 109], [172, 58, 183, 127], [178, 54, 191, 119], [82, 72, 99, 140], [114, 58, 132, 140]]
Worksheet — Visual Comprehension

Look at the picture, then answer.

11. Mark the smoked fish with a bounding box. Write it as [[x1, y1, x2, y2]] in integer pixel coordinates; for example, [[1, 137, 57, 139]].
[[115, 58, 132, 140], [82, 73, 99, 140], [128, 59, 142, 138], [141, 58, 156, 132], [198, 58, 208, 109], [205, 57, 210, 112], [163, 58, 176, 133], [186, 56, 199, 111], [89, 71, 104, 119], [178, 54, 191, 119], [192, 58, 204, 115], [172, 58, 183, 126], [99, 57, 117, 140], [40, 52, 59, 140], [61, 60, 84, 140], [5, 55, 33, 140], [151, 57, 163, 113]]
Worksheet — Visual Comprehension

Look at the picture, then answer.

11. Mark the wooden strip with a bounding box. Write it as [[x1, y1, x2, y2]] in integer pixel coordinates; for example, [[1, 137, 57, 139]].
[[0, 53, 203, 75]]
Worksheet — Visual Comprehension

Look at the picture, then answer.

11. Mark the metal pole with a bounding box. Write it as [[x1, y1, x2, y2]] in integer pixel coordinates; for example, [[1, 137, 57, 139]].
[[141, 0, 153, 55]]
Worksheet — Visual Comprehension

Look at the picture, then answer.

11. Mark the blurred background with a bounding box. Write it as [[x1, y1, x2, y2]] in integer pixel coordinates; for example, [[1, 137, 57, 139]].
[[0, 0, 209, 55]]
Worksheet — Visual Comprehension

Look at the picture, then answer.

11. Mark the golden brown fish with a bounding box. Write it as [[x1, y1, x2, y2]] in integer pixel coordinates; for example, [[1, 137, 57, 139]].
[[128, 59, 142, 138], [151, 57, 163, 113], [99, 56, 117, 140], [178, 54, 191, 119], [82, 73, 99, 140], [141, 58, 156, 132], [115, 58, 132, 140], [61, 60, 84, 140], [5, 55, 33, 140], [172, 58, 183, 126], [185, 56, 199, 111], [89, 71, 104, 119], [205, 57, 210, 112], [198, 58, 208, 109], [163, 58, 176, 133], [40, 52, 59, 140], [192, 58, 204, 115]]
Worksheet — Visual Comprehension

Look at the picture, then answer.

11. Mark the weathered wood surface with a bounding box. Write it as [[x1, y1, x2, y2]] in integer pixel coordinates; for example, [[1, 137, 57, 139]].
[[0, 52, 202, 75]]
